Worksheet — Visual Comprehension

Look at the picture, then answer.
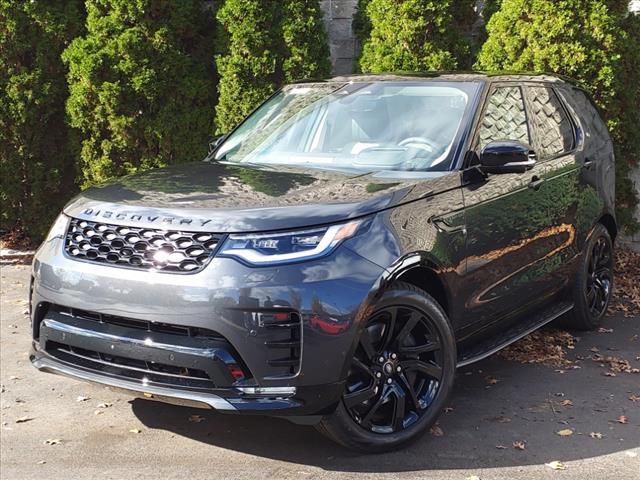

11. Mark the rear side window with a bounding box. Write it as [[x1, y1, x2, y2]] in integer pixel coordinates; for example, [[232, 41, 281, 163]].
[[562, 88, 611, 144], [478, 86, 530, 150], [526, 86, 574, 159]]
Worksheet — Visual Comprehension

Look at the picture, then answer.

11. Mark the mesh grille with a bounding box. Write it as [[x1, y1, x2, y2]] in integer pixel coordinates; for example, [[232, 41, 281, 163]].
[[64, 218, 222, 273]]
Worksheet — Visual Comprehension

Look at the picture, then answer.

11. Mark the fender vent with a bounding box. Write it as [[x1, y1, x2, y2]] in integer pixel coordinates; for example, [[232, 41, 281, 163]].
[[64, 218, 223, 273]]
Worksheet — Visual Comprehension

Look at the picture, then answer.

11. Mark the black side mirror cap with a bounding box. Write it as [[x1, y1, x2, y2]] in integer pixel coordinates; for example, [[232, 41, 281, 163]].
[[480, 140, 536, 174]]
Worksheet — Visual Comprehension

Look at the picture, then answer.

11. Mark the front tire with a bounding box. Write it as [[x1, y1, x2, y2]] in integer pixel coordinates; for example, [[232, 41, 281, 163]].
[[316, 282, 456, 452], [564, 223, 614, 330]]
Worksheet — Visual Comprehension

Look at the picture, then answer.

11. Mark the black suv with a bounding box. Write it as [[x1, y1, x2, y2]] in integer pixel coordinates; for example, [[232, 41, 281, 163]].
[[30, 74, 616, 451]]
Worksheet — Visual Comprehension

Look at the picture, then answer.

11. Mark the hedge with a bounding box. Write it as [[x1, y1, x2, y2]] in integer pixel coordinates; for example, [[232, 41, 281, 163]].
[[358, 0, 477, 73], [0, 0, 85, 241], [63, 0, 218, 188], [215, 0, 330, 134], [282, 0, 332, 82], [476, 0, 639, 233]]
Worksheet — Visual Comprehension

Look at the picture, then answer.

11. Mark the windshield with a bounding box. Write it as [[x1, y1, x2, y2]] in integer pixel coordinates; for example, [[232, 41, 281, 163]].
[[214, 81, 481, 172]]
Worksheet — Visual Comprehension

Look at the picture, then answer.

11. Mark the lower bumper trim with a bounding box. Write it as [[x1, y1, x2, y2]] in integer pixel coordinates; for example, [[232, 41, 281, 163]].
[[32, 355, 236, 410]]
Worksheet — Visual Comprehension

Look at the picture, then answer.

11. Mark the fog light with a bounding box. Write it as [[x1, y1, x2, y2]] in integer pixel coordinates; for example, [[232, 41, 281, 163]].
[[237, 386, 296, 396]]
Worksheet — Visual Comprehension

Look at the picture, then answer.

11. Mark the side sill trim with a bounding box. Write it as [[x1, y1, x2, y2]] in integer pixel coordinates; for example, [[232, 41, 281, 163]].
[[457, 303, 574, 368]]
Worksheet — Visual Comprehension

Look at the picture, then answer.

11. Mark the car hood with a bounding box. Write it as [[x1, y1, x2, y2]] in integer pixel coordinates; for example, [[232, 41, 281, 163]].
[[64, 161, 459, 233]]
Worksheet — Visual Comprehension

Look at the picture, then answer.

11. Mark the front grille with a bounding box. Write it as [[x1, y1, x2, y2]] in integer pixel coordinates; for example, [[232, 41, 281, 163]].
[[40, 305, 252, 390], [64, 217, 222, 273], [53, 305, 224, 340], [47, 341, 216, 390]]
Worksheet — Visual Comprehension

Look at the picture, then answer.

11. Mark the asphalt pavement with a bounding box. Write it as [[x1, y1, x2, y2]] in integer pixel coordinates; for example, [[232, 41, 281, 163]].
[[1, 264, 638, 480]]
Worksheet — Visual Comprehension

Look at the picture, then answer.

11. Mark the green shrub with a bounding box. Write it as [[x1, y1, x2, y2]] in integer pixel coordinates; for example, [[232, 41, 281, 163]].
[[353, 0, 372, 49], [0, 0, 84, 241], [214, 0, 282, 134], [282, 0, 332, 82], [358, 0, 476, 73], [63, 0, 217, 188], [476, 0, 639, 233], [215, 0, 331, 134]]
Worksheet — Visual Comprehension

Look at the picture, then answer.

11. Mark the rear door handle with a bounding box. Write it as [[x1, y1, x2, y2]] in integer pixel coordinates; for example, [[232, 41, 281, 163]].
[[528, 176, 544, 190]]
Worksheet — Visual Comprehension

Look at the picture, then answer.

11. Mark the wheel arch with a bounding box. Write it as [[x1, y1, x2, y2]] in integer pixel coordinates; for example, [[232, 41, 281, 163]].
[[381, 252, 453, 317], [342, 252, 455, 381], [598, 213, 617, 243]]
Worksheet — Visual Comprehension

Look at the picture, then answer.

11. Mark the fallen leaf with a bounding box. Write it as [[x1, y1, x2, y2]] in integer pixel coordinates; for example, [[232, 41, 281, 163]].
[[616, 415, 627, 424], [593, 355, 640, 374], [486, 377, 499, 385], [560, 399, 574, 407], [608, 248, 640, 317], [465, 476, 481, 480], [500, 329, 576, 367], [76, 395, 90, 402], [598, 327, 613, 333], [93, 410, 103, 415], [590, 346, 600, 352], [129, 428, 141, 434], [557, 429, 573, 436], [545, 461, 567, 470], [629, 394, 640, 402], [96, 402, 113, 409], [429, 425, 444, 437], [15, 416, 33, 424], [495, 445, 507, 449], [188, 415, 205, 423], [604, 371, 617, 377], [9, 376, 19, 381], [590, 432, 604, 439], [513, 441, 526, 450], [37, 460, 46, 465], [444, 407, 454, 413], [43, 439, 61, 445]]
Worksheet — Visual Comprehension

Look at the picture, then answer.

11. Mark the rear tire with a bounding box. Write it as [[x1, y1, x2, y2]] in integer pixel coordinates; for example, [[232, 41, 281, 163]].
[[316, 282, 456, 452], [564, 223, 614, 330]]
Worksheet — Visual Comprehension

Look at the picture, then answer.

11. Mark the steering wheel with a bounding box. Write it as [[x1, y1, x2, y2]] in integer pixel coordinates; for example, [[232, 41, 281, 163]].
[[398, 136, 437, 153]]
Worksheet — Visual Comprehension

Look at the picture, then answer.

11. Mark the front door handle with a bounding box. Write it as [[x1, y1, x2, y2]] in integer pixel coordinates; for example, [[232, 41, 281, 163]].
[[528, 176, 544, 190], [583, 158, 595, 169]]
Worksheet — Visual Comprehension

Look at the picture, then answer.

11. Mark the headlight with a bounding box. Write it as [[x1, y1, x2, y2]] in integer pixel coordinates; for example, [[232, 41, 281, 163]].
[[44, 213, 69, 242], [218, 220, 362, 266]]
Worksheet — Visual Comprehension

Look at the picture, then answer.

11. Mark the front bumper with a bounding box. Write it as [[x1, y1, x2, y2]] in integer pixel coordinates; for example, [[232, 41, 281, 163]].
[[30, 234, 385, 415]]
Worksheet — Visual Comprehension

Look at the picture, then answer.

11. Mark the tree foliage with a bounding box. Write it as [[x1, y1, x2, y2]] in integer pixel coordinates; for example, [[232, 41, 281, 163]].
[[476, 0, 639, 232], [0, 0, 84, 240], [282, 0, 332, 82], [357, 0, 476, 73], [63, 0, 217, 188], [215, 0, 331, 134]]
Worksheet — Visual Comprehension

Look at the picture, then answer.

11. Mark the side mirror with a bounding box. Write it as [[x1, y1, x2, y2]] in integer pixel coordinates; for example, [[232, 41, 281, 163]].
[[480, 141, 536, 174], [208, 134, 227, 155]]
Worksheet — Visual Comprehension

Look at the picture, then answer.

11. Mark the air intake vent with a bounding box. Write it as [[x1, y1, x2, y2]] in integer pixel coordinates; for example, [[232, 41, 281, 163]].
[[262, 311, 302, 378], [64, 218, 222, 273]]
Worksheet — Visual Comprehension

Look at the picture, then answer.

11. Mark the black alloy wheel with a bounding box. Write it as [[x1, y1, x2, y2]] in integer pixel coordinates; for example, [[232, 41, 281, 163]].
[[316, 282, 456, 452], [344, 305, 443, 434], [585, 235, 612, 317], [564, 223, 614, 330]]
